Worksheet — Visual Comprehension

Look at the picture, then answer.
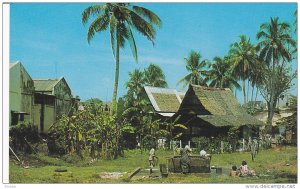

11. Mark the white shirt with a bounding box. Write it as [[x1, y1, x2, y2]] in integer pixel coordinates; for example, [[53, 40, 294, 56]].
[[200, 150, 207, 156]]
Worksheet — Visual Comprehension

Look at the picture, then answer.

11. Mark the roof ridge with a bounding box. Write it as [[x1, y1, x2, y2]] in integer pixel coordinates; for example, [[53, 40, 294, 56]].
[[33, 78, 59, 81], [190, 84, 230, 91]]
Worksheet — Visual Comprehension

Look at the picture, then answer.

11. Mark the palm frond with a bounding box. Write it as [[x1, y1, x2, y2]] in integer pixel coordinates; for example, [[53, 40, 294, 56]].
[[177, 73, 192, 89], [87, 13, 109, 43], [125, 24, 138, 63], [129, 10, 156, 45], [174, 133, 183, 139], [174, 123, 188, 130], [132, 6, 162, 28], [173, 115, 181, 123], [82, 5, 105, 24]]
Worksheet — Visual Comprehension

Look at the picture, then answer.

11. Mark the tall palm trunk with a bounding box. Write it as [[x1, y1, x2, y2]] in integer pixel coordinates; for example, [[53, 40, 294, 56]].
[[111, 35, 120, 115], [242, 80, 246, 105], [255, 85, 259, 102], [247, 79, 250, 103], [251, 84, 254, 105], [266, 58, 277, 133], [235, 88, 237, 98]]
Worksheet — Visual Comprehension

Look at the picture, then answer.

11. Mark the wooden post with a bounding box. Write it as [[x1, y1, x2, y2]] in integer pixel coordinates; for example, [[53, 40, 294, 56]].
[[220, 141, 224, 153], [188, 141, 190, 148], [242, 138, 245, 151], [179, 140, 182, 148]]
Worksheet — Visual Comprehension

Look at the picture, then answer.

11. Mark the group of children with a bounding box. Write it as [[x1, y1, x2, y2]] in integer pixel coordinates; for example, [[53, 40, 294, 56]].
[[230, 161, 256, 177]]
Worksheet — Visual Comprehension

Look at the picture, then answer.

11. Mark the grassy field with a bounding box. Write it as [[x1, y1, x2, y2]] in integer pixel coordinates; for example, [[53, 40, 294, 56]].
[[9, 145, 297, 183]]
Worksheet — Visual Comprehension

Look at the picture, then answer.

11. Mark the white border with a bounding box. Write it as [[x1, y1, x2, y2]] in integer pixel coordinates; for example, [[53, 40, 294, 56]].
[[2, 2, 10, 184], [1, 1, 299, 189]]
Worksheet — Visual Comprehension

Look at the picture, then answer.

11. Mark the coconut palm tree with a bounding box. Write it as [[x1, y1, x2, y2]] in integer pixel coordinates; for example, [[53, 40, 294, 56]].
[[256, 17, 296, 128], [248, 59, 264, 103], [177, 50, 210, 89], [205, 56, 241, 91], [144, 63, 168, 88], [229, 35, 257, 104], [82, 3, 161, 114], [125, 69, 145, 100], [257, 17, 296, 68]]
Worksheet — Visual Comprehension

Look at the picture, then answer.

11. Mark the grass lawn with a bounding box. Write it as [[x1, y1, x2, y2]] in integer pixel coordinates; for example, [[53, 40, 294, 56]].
[[9, 145, 297, 183]]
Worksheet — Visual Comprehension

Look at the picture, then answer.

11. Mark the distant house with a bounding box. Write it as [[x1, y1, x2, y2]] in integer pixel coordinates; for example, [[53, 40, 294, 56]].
[[144, 86, 185, 118], [33, 77, 75, 133], [175, 84, 263, 141], [277, 93, 296, 109], [9, 61, 78, 134], [9, 61, 35, 125], [244, 100, 266, 110]]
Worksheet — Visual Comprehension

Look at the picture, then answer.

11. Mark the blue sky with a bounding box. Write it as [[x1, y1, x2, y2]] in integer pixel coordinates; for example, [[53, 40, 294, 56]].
[[10, 2, 297, 103]]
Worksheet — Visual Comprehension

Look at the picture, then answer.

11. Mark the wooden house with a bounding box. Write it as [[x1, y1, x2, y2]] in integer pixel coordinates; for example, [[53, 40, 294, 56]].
[[175, 84, 263, 141]]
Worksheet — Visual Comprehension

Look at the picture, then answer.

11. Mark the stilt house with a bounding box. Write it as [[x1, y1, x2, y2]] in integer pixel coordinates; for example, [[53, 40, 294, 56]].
[[175, 84, 263, 141]]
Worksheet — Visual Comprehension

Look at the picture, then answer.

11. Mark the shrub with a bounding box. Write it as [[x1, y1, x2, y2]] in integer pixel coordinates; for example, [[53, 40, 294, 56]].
[[9, 121, 39, 153], [142, 135, 156, 150], [61, 154, 83, 164]]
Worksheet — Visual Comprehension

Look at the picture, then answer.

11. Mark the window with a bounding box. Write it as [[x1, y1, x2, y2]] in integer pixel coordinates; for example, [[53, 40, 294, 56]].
[[11, 111, 19, 125]]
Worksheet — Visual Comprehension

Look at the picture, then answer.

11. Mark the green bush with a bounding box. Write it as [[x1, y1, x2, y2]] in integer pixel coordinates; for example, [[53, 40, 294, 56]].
[[61, 154, 83, 164], [192, 135, 236, 154], [191, 136, 210, 151], [9, 121, 39, 153], [142, 135, 156, 150]]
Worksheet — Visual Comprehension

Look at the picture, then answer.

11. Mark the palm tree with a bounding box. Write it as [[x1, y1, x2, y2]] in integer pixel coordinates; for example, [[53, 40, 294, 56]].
[[256, 17, 296, 127], [177, 50, 210, 89], [248, 59, 264, 103], [144, 63, 168, 87], [257, 17, 296, 68], [125, 69, 145, 100], [82, 3, 161, 114], [205, 56, 241, 91], [229, 35, 257, 104]]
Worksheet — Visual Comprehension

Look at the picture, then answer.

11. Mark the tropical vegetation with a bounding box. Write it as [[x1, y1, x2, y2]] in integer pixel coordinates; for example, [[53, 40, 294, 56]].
[[256, 17, 297, 130], [9, 4, 297, 184], [177, 50, 210, 89]]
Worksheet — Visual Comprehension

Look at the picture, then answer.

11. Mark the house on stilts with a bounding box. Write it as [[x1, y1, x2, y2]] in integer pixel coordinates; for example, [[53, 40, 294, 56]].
[[174, 84, 263, 146]]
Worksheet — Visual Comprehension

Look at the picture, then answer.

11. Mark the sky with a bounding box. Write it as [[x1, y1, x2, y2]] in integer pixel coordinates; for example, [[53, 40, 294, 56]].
[[9, 2, 297, 103]]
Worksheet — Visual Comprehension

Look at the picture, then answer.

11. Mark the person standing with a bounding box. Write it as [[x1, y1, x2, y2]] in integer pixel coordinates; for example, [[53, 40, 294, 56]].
[[149, 147, 155, 174], [180, 145, 192, 174]]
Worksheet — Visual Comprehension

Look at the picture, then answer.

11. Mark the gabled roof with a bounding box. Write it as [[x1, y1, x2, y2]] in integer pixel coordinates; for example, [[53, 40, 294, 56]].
[[144, 86, 185, 117], [10, 61, 20, 69], [34, 78, 61, 92], [179, 84, 263, 126], [33, 77, 71, 95]]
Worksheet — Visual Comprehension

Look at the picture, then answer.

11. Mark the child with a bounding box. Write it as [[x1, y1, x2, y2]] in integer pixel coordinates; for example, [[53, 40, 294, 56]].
[[239, 161, 256, 177], [229, 165, 239, 176], [239, 161, 249, 177]]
